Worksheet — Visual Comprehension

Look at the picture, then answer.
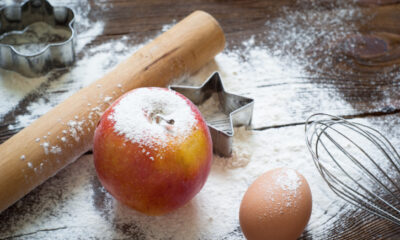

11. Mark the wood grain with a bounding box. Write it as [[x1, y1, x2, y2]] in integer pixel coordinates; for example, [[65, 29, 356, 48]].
[[0, 0, 400, 239]]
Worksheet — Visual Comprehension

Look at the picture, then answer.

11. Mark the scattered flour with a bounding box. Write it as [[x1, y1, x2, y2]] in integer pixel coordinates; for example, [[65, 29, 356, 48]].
[[276, 168, 301, 193], [0, 72, 47, 118], [161, 20, 177, 32], [67, 120, 85, 142], [40, 142, 50, 155], [4, 36, 140, 131], [0, 1, 398, 240], [261, 168, 303, 211], [198, 93, 229, 126], [27, 162, 33, 168], [50, 146, 62, 155]]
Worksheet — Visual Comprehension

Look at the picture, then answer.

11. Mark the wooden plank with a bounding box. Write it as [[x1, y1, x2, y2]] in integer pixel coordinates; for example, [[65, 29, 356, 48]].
[[1, 0, 400, 239], [1, 0, 399, 141]]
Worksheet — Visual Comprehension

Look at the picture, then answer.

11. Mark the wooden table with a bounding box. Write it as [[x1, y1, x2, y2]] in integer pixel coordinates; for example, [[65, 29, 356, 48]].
[[1, 0, 400, 239]]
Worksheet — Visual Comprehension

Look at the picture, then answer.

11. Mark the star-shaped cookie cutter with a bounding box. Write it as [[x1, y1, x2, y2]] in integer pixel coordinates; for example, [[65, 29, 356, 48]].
[[170, 72, 254, 157], [0, 0, 75, 77]]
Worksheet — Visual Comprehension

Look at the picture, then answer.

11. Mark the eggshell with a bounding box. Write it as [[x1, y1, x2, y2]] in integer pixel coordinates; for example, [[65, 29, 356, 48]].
[[239, 168, 312, 240]]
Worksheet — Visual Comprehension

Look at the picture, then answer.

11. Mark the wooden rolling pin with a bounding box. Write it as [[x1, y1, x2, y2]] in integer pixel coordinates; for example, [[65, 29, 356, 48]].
[[0, 10, 225, 213]]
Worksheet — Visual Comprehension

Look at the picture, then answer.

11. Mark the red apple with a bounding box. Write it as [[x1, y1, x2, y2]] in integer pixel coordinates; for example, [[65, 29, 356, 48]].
[[93, 87, 213, 216]]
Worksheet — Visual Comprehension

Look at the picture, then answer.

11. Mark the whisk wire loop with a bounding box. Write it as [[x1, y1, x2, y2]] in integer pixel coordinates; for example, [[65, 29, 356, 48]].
[[313, 122, 400, 216], [305, 113, 400, 226], [324, 121, 400, 198]]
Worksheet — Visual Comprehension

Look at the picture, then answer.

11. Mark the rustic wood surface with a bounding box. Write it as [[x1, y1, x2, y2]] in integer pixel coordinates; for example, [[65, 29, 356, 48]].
[[0, 0, 400, 239]]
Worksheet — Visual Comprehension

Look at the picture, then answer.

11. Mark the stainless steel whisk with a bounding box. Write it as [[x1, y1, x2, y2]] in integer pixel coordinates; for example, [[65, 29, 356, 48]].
[[305, 113, 400, 225]]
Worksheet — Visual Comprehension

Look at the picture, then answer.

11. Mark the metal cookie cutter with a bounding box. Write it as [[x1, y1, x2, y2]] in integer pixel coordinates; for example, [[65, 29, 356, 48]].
[[0, 0, 75, 77], [170, 72, 254, 157]]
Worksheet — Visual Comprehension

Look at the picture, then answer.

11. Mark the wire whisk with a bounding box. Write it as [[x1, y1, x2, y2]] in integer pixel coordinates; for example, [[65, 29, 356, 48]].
[[305, 113, 400, 225]]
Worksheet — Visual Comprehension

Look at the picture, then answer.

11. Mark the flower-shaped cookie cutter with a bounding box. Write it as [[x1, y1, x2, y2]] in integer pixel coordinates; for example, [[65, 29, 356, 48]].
[[170, 72, 254, 157], [0, 0, 75, 77]]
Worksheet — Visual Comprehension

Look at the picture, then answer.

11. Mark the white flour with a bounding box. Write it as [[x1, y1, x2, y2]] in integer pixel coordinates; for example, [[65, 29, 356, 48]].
[[276, 168, 301, 193], [110, 88, 197, 148], [1, 1, 399, 240], [266, 169, 304, 210]]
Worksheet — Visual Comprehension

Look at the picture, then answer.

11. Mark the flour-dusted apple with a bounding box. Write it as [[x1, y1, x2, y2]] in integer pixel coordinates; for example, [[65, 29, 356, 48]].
[[93, 87, 213, 216]]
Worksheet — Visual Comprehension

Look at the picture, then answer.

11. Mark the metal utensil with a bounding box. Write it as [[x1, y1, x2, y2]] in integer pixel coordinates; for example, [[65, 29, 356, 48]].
[[170, 72, 254, 157], [0, 0, 75, 77], [305, 113, 400, 225]]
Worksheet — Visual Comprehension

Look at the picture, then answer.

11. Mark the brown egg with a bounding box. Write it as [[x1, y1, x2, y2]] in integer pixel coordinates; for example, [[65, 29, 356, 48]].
[[239, 168, 312, 240]]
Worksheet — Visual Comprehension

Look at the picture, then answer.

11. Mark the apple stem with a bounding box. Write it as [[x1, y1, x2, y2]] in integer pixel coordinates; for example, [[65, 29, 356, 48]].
[[154, 114, 175, 125]]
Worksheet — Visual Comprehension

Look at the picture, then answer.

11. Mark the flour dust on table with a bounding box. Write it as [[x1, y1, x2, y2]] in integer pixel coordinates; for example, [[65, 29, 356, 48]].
[[0, 36, 355, 239], [1, 1, 397, 239]]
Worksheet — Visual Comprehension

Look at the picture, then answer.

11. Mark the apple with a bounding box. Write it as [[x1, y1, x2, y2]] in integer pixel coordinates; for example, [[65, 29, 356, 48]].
[[93, 87, 213, 216]]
